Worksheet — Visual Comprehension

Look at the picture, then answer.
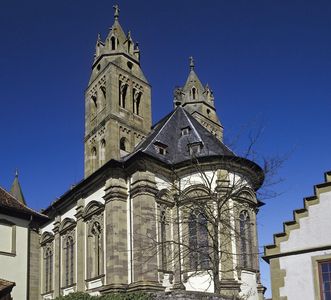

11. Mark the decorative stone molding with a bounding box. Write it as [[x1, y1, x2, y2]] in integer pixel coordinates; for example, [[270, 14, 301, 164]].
[[82, 200, 105, 220], [104, 177, 127, 202], [59, 218, 76, 235], [40, 231, 55, 246]]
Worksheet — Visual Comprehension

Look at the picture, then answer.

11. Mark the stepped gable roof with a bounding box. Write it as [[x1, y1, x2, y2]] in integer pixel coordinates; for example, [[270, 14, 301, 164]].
[[0, 186, 48, 221], [129, 106, 235, 165]]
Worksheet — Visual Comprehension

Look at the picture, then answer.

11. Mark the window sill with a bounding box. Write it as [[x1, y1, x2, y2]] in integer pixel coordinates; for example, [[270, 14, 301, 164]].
[[0, 250, 16, 257], [85, 274, 105, 283], [61, 283, 76, 289]]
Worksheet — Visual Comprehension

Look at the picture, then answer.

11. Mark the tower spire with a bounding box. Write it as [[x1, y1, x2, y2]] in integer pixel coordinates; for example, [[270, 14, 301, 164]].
[[113, 4, 120, 21], [10, 169, 26, 205], [189, 56, 195, 71]]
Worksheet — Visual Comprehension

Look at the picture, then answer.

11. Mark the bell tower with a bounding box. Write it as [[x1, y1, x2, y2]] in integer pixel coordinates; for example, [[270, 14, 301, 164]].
[[173, 57, 223, 141], [84, 5, 152, 177]]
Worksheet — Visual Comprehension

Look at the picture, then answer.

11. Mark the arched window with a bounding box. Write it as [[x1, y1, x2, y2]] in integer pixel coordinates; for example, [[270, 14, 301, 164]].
[[119, 81, 128, 108], [90, 95, 97, 119], [189, 211, 209, 270], [91, 147, 97, 172], [110, 36, 116, 50], [99, 139, 106, 165], [192, 87, 197, 100], [65, 236, 74, 286], [120, 137, 127, 152], [44, 247, 53, 292], [135, 92, 142, 115], [239, 210, 252, 269], [88, 221, 103, 278]]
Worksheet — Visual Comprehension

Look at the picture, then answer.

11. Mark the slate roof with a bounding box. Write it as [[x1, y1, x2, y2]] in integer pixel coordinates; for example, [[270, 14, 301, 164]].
[[0, 186, 48, 221], [128, 106, 235, 165], [0, 278, 15, 296]]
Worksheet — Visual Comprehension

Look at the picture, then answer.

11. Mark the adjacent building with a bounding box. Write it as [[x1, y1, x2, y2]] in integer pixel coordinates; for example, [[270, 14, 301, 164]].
[[263, 171, 331, 300]]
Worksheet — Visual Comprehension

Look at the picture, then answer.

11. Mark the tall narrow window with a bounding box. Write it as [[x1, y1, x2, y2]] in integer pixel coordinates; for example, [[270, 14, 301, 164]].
[[189, 212, 198, 269], [198, 212, 209, 269], [119, 82, 127, 108], [319, 260, 331, 300], [92, 222, 102, 276], [239, 210, 252, 269], [99, 139, 106, 165], [189, 211, 209, 270], [160, 207, 167, 270], [65, 236, 74, 286], [111, 36, 116, 50], [87, 218, 104, 279], [192, 87, 197, 100], [135, 92, 141, 115], [91, 147, 97, 172], [44, 247, 53, 292], [120, 137, 127, 152]]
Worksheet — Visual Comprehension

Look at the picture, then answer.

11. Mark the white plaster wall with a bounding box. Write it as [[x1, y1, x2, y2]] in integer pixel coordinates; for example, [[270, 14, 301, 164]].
[[280, 191, 331, 253], [184, 271, 214, 293], [279, 249, 331, 300], [277, 191, 331, 300], [155, 175, 171, 191], [180, 171, 217, 191], [240, 270, 259, 300], [0, 213, 29, 300], [84, 187, 105, 206]]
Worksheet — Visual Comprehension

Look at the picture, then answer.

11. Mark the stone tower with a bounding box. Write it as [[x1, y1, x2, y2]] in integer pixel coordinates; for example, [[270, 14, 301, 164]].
[[84, 5, 152, 177], [174, 57, 223, 141]]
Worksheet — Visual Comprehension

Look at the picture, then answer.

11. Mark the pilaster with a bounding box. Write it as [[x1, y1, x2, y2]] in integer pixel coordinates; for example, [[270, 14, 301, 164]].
[[103, 177, 128, 291], [129, 171, 163, 291], [52, 216, 61, 297], [75, 199, 85, 291]]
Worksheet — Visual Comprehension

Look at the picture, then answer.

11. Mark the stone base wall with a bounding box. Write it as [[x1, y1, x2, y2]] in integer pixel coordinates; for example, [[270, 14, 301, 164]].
[[153, 291, 237, 300]]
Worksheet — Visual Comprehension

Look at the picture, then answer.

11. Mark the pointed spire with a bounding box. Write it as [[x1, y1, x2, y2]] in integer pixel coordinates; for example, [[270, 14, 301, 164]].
[[10, 169, 26, 205], [113, 4, 120, 21], [189, 56, 195, 71]]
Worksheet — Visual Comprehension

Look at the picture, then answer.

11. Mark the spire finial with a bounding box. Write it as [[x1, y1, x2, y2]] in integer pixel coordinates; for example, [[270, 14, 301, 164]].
[[15, 168, 18, 177], [113, 4, 120, 20], [189, 56, 195, 71], [97, 33, 101, 42]]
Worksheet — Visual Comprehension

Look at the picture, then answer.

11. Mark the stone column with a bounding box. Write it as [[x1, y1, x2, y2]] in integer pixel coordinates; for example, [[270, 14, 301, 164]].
[[75, 198, 85, 291], [216, 170, 240, 297], [129, 171, 163, 291], [103, 176, 128, 291], [53, 217, 61, 297], [172, 201, 185, 290]]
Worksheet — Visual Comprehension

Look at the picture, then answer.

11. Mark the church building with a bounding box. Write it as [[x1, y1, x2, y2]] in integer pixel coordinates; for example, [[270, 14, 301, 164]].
[[0, 5, 266, 300]]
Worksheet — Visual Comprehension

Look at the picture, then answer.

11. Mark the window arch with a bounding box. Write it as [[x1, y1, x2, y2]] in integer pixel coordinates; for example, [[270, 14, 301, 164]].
[[189, 211, 209, 270], [239, 210, 252, 269]]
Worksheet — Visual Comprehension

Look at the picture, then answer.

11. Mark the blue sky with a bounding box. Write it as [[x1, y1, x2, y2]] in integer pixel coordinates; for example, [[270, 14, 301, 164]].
[[1, 0, 331, 297]]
